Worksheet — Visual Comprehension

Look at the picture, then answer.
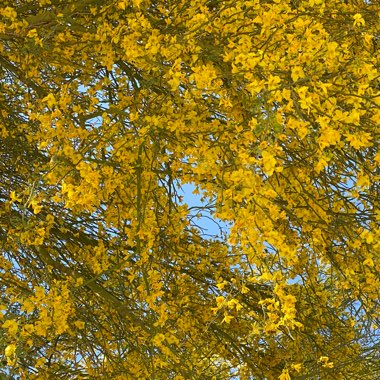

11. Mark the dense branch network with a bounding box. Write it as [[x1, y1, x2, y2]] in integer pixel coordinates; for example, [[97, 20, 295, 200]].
[[0, 0, 380, 379]]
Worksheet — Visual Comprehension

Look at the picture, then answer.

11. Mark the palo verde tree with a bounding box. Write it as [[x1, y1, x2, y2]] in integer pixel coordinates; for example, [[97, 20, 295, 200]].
[[0, 0, 380, 379]]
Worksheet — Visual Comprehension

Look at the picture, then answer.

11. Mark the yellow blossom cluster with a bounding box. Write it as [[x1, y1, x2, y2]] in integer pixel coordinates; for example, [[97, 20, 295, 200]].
[[0, 0, 379, 379]]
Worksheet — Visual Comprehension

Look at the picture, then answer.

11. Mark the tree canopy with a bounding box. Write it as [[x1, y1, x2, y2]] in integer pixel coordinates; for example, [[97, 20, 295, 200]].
[[0, 0, 380, 378]]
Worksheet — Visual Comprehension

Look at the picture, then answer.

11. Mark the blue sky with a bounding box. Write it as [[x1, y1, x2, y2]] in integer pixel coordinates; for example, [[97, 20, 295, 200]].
[[178, 183, 230, 240]]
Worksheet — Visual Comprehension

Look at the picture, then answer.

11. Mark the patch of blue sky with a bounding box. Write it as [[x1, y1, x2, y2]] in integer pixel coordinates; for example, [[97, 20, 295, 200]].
[[178, 182, 231, 241]]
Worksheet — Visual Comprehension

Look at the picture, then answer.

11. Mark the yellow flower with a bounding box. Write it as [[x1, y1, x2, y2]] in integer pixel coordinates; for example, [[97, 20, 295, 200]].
[[27, 29, 38, 38], [261, 150, 276, 176], [42, 93, 56, 108], [10, 191, 22, 203], [317, 127, 341, 149], [5, 343, 16, 357], [30, 199, 43, 214], [279, 369, 291, 380], [267, 75, 281, 90], [74, 320, 85, 329], [216, 296, 225, 307], [291, 66, 305, 82], [5, 343, 17, 365], [2, 319, 18, 336], [1, 7, 17, 21], [292, 363, 302, 373], [363, 257, 374, 267], [222, 314, 234, 324], [353, 13, 365, 27], [241, 285, 250, 294], [345, 132, 372, 150]]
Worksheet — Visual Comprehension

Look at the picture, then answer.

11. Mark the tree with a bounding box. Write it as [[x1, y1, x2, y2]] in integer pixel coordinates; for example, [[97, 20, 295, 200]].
[[0, 0, 379, 378]]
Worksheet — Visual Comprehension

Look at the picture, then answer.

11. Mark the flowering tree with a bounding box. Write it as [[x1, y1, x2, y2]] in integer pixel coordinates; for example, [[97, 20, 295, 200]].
[[0, 0, 380, 378]]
